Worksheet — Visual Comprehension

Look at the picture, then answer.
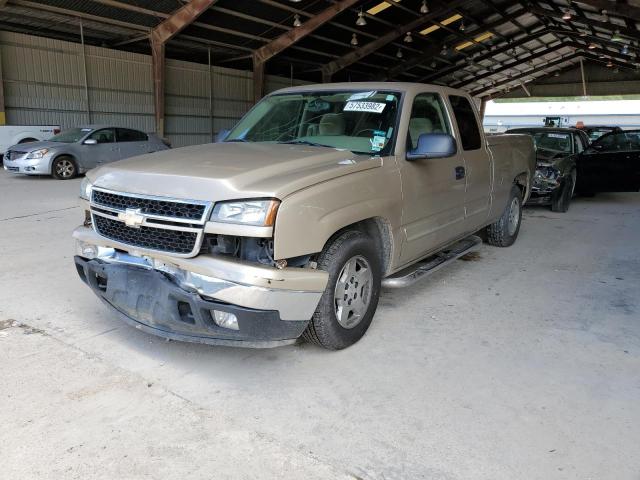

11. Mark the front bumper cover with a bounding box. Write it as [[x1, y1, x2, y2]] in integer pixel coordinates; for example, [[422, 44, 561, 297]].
[[75, 256, 310, 348]]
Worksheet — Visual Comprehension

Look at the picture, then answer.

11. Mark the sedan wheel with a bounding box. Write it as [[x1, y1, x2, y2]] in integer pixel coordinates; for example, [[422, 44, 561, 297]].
[[52, 156, 77, 180]]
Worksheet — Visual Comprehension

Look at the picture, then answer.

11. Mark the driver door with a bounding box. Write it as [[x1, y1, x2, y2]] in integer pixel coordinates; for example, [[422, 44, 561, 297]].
[[578, 132, 640, 192], [398, 92, 467, 265], [83, 128, 120, 167]]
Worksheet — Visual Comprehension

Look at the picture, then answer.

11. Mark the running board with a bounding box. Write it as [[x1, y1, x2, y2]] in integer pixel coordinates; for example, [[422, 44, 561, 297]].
[[382, 235, 482, 289]]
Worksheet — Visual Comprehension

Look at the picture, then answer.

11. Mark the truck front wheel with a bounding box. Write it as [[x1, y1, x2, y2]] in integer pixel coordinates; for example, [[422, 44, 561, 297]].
[[486, 185, 522, 247], [303, 230, 382, 350]]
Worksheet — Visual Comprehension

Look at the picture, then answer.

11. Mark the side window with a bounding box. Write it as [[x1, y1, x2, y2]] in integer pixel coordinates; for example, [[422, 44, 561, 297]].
[[596, 132, 628, 152], [407, 93, 451, 150], [87, 128, 115, 144], [449, 95, 482, 151], [117, 128, 148, 142]]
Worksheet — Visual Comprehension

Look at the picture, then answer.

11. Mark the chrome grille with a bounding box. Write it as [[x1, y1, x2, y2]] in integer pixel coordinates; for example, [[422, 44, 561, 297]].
[[92, 188, 208, 223], [94, 215, 198, 255], [6, 150, 27, 161], [89, 188, 211, 257]]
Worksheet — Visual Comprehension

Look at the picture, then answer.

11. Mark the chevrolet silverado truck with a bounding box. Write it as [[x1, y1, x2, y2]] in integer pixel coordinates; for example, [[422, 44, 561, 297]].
[[73, 83, 535, 350]]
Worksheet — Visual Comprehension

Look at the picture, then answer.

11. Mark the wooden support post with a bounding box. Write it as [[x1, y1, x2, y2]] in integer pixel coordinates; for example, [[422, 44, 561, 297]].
[[151, 39, 166, 138], [253, 54, 265, 104]]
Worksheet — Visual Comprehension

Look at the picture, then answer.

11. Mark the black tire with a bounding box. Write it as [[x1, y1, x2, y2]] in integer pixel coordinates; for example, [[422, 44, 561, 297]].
[[302, 230, 382, 350], [551, 177, 573, 213], [51, 156, 77, 180], [486, 185, 522, 247]]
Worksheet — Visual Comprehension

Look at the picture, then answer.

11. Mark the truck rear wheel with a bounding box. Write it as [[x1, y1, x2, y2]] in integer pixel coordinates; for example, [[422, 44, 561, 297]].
[[486, 185, 522, 247], [303, 230, 382, 350]]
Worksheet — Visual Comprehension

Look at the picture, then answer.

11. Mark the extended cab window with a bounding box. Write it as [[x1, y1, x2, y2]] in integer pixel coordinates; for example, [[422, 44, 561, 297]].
[[117, 128, 148, 142], [407, 93, 451, 150], [449, 95, 481, 151], [226, 90, 401, 155], [595, 132, 630, 152]]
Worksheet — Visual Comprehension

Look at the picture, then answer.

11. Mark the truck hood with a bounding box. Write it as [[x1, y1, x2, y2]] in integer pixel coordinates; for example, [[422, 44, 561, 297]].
[[88, 142, 383, 201]]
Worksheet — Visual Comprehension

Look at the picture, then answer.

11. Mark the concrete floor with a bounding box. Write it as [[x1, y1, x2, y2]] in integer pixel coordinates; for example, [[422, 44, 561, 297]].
[[1, 168, 639, 479]]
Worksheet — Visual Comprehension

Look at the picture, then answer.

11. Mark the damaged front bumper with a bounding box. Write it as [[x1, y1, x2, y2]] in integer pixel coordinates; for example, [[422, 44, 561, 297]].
[[73, 226, 328, 348]]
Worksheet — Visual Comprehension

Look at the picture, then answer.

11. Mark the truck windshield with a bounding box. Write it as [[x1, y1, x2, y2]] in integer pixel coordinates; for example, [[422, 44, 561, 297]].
[[50, 128, 93, 143], [226, 90, 401, 155]]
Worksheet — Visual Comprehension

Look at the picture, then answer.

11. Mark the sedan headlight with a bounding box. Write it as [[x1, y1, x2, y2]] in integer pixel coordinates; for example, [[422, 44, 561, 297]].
[[211, 199, 280, 226], [80, 177, 93, 200], [535, 166, 560, 182], [26, 148, 49, 159]]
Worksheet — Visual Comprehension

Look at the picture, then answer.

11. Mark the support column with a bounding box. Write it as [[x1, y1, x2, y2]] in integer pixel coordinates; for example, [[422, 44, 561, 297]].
[[79, 20, 92, 123], [151, 39, 165, 138], [479, 97, 488, 120], [0, 46, 5, 125], [252, 54, 265, 104]]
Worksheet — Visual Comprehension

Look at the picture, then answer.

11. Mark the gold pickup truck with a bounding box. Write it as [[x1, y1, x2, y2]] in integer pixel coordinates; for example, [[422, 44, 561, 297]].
[[73, 83, 535, 350]]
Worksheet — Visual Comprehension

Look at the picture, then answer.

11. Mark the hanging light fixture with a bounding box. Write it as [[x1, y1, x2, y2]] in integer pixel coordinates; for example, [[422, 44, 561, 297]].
[[562, 10, 572, 21], [588, 42, 597, 50], [611, 30, 623, 42], [601, 9, 609, 22], [606, 59, 613, 67], [441, 45, 449, 56], [396, 48, 403, 58], [621, 44, 629, 55], [350, 33, 359, 46], [420, 0, 429, 14], [459, 21, 465, 32], [404, 31, 413, 43], [293, 14, 302, 27], [356, 9, 367, 26]]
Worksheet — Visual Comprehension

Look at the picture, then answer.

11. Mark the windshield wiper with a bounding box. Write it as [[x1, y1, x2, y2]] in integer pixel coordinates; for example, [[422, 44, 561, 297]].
[[279, 140, 332, 148]]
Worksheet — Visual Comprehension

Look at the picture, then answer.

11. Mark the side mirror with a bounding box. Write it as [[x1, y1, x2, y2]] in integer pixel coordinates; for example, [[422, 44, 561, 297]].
[[215, 129, 230, 143], [83, 139, 98, 145], [406, 133, 457, 161]]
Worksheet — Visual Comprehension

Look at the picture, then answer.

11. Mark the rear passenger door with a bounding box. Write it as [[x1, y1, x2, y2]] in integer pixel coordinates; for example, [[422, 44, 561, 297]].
[[448, 95, 492, 231], [398, 92, 467, 265], [116, 128, 151, 159]]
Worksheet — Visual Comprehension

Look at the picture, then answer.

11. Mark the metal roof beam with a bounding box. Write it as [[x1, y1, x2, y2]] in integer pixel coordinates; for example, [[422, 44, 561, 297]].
[[320, 0, 468, 80], [573, 0, 640, 22], [385, 6, 528, 80]]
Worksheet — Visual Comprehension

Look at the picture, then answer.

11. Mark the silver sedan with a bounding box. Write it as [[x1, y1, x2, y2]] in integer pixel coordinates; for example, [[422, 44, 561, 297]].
[[3, 125, 169, 180]]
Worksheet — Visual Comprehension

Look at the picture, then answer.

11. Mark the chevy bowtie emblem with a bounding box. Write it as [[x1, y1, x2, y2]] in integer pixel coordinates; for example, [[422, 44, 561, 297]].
[[118, 208, 145, 228]]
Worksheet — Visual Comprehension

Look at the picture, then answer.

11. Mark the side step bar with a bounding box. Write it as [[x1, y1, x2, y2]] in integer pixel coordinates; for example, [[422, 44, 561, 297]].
[[382, 235, 482, 289]]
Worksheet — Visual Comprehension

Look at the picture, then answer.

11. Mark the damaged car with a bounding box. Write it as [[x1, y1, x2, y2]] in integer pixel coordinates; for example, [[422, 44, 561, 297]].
[[505, 127, 589, 212]]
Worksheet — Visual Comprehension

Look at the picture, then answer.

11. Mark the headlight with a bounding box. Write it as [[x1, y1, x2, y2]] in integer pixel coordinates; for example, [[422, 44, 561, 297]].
[[535, 166, 560, 182], [211, 199, 280, 226], [26, 148, 49, 159], [80, 177, 93, 200]]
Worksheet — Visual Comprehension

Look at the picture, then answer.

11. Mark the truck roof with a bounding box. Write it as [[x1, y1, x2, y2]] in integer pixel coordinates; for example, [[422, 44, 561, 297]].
[[273, 82, 469, 97]]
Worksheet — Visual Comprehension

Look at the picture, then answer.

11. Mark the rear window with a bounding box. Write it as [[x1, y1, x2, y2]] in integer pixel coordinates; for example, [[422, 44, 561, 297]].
[[449, 95, 481, 151], [117, 128, 148, 142]]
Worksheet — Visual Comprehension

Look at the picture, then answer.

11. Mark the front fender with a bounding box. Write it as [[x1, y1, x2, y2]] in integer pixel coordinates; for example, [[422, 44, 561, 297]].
[[273, 164, 403, 261]]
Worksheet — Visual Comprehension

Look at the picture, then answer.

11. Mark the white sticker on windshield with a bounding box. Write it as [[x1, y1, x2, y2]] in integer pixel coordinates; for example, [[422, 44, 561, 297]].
[[344, 101, 386, 114], [547, 133, 569, 139], [81, 128, 92, 132], [348, 91, 377, 101]]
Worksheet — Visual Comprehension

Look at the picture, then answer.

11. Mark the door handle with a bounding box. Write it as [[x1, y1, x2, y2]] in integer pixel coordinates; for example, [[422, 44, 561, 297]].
[[455, 166, 465, 180]]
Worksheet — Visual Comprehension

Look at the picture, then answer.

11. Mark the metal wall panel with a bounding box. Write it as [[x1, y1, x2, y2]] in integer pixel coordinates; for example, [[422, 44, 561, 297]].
[[0, 31, 309, 148]]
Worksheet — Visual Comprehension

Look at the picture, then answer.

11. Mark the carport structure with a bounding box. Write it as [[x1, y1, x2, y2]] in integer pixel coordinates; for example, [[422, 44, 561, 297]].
[[0, 0, 639, 135]]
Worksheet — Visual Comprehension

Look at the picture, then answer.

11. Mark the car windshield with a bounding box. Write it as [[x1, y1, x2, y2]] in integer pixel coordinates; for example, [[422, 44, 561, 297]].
[[49, 127, 93, 143], [526, 132, 572, 154], [225, 90, 402, 155]]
